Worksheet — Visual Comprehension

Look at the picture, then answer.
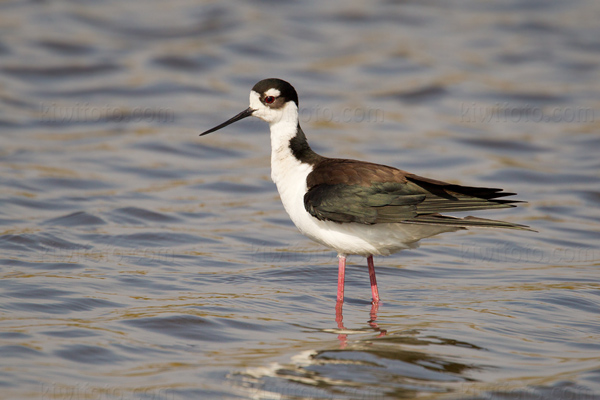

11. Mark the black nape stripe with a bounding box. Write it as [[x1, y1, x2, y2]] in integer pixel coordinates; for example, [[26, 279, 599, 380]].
[[289, 125, 323, 165]]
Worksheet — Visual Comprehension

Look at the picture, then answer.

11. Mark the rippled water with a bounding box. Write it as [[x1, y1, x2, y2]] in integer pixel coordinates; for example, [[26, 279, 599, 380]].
[[1, 0, 600, 399]]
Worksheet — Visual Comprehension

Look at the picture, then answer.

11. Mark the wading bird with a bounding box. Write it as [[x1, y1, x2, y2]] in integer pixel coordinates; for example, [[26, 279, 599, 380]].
[[200, 78, 529, 305]]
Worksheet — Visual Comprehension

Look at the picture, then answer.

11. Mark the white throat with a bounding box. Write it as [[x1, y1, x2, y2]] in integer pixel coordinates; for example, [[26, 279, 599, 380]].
[[267, 101, 302, 183], [268, 103, 299, 157]]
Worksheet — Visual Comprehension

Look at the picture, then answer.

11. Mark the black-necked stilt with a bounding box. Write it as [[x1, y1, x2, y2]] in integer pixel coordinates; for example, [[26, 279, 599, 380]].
[[200, 78, 530, 305]]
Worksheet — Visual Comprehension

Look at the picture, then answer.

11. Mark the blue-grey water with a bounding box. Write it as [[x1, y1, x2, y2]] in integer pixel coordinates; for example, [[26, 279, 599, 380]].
[[1, 0, 599, 399]]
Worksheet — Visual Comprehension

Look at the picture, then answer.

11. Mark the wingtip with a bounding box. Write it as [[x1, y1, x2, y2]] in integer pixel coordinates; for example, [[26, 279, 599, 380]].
[[462, 216, 536, 231]]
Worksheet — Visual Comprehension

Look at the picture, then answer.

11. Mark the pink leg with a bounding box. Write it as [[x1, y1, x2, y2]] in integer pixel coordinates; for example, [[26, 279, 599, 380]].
[[337, 255, 346, 303], [367, 255, 380, 304]]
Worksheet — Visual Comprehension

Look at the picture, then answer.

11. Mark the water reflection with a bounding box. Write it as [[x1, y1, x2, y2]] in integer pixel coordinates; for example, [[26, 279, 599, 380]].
[[335, 301, 387, 349], [233, 309, 480, 399]]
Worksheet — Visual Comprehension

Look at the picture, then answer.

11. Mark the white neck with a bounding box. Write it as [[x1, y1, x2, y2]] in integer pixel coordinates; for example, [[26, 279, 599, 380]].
[[268, 102, 310, 196], [269, 101, 299, 158], [267, 103, 315, 243]]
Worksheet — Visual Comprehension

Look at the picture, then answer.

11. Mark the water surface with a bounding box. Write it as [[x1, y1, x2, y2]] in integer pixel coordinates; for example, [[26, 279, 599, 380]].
[[1, 0, 599, 399]]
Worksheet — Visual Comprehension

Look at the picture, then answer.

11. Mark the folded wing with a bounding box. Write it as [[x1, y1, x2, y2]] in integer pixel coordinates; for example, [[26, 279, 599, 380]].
[[304, 159, 530, 230]]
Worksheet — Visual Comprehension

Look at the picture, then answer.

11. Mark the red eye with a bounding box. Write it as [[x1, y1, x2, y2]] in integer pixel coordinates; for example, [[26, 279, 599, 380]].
[[264, 96, 275, 104]]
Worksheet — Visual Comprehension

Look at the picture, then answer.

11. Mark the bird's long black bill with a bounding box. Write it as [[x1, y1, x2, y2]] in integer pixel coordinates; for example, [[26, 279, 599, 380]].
[[199, 107, 254, 136]]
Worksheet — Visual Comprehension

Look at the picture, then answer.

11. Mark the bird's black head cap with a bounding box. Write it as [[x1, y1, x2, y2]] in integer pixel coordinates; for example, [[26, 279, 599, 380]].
[[252, 78, 299, 108]]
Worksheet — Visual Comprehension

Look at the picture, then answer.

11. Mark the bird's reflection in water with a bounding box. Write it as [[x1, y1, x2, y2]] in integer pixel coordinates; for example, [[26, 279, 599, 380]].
[[335, 300, 387, 348], [232, 318, 480, 399]]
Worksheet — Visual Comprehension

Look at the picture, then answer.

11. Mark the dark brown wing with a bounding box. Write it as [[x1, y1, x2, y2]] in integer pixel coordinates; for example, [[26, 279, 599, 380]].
[[304, 158, 529, 229]]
